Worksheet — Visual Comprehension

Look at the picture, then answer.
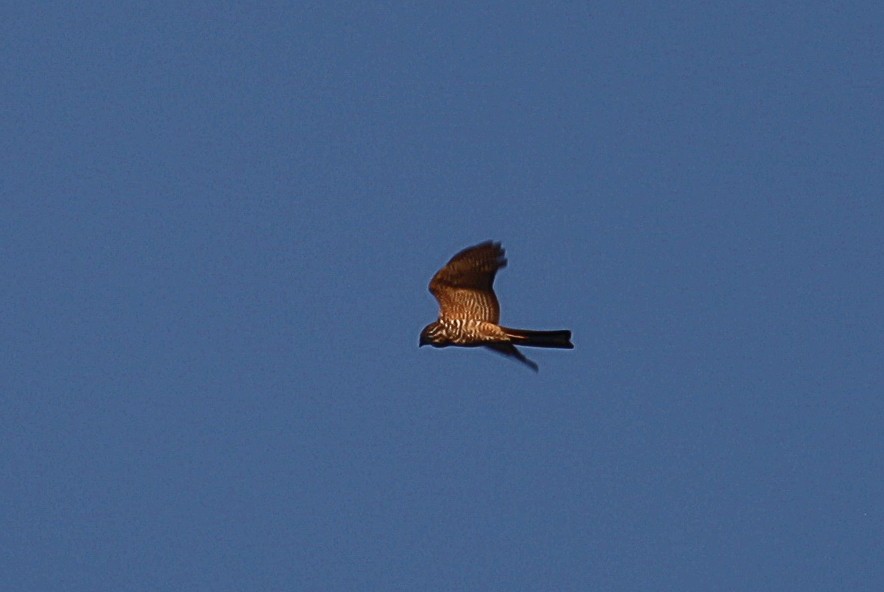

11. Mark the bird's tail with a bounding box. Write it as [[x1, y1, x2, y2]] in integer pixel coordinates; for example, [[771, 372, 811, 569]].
[[502, 327, 574, 349]]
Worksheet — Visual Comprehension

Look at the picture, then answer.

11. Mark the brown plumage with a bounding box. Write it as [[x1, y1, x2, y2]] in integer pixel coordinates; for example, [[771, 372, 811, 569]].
[[419, 241, 573, 371]]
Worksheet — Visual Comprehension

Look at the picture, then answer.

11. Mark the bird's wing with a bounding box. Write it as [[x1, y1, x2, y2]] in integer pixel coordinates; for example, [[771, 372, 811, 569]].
[[428, 241, 506, 322], [484, 343, 539, 372]]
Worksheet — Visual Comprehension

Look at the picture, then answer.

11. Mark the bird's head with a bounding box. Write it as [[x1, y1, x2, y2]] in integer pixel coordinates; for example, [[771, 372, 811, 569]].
[[419, 322, 447, 347]]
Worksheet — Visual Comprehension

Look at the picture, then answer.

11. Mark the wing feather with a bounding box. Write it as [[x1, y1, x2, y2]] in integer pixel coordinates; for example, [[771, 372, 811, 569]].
[[428, 241, 506, 322]]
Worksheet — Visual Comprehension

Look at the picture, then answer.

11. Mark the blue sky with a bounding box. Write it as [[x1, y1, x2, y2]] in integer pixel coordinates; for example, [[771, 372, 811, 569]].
[[3, 3, 883, 590]]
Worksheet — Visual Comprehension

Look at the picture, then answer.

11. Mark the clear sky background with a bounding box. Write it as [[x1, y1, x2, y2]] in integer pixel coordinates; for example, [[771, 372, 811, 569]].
[[3, 3, 882, 590]]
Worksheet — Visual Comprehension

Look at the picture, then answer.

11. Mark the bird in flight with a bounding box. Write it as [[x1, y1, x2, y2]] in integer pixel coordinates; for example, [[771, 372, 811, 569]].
[[419, 241, 573, 371]]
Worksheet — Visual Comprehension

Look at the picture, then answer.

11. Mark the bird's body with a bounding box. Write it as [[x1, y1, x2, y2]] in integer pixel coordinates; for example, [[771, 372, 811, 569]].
[[419, 241, 573, 371]]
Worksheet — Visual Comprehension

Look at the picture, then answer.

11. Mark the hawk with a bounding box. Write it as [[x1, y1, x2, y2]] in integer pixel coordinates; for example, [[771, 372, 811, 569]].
[[419, 241, 573, 371]]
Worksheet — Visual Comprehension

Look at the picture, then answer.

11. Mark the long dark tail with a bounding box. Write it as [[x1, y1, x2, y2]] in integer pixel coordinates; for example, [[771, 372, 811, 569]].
[[502, 327, 573, 349]]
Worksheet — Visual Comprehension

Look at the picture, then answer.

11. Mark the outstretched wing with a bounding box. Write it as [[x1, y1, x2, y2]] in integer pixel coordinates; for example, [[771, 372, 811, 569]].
[[428, 241, 506, 322]]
